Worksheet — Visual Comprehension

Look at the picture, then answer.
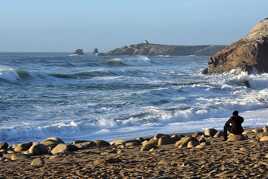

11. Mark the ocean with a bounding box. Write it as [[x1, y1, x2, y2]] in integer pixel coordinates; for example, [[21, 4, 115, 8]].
[[0, 53, 268, 143]]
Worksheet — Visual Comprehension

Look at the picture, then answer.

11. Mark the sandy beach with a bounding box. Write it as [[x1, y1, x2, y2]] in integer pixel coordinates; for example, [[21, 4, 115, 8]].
[[0, 127, 268, 178]]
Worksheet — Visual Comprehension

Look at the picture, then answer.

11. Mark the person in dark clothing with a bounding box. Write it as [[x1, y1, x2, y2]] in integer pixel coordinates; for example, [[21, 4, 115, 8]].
[[223, 111, 244, 141]]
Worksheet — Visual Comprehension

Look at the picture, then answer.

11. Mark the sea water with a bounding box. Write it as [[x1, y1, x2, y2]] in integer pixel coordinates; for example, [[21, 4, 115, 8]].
[[0, 53, 268, 143]]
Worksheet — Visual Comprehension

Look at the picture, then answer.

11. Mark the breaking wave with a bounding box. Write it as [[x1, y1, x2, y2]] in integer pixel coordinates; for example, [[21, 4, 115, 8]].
[[0, 65, 31, 83]]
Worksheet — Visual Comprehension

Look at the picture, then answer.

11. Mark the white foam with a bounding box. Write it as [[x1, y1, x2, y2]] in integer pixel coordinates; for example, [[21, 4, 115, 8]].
[[0, 65, 20, 82]]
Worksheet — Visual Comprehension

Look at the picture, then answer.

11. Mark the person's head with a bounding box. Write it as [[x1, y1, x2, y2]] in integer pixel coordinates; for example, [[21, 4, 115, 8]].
[[232, 110, 239, 116]]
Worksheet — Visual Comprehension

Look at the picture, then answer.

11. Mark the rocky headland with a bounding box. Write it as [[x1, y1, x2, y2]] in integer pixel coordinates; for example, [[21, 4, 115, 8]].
[[104, 43, 225, 56], [208, 18, 268, 74], [1, 127, 268, 178]]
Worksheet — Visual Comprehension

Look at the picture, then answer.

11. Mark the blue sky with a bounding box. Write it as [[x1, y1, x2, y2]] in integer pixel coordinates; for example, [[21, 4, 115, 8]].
[[0, 0, 267, 52]]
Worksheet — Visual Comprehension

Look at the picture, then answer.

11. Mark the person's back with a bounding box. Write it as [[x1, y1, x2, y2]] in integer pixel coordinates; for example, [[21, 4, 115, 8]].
[[224, 111, 244, 140]]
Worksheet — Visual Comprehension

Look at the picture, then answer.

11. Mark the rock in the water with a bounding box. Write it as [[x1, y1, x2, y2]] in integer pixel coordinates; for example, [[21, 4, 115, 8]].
[[204, 128, 218, 137], [208, 18, 268, 74], [0, 143, 8, 151], [41, 137, 64, 149], [31, 158, 44, 167], [95, 140, 110, 148], [13, 142, 33, 152], [51, 144, 77, 155], [259, 136, 268, 142], [73, 141, 96, 150], [141, 139, 158, 151], [227, 134, 247, 142], [28, 143, 49, 155]]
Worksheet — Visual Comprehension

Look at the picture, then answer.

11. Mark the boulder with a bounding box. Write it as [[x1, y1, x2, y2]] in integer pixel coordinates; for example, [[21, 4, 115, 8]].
[[41, 137, 64, 149], [31, 158, 44, 167], [170, 134, 182, 142], [195, 142, 207, 149], [187, 139, 199, 149], [153, 133, 169, 140], [157, 136, 175, 146], [51, 144, 77, 155], [28, 143, 49, 155], [125, 140, 141, 147], [175, 136, 192, 148], [197, 135, 206, 143], [95, 140, 110, 148], [256, 132, 268, 140], [252, 128, 263, 133], [13, 142, 33, 152], [259, 136, 268, 142], [191, 132, 203, 138], [72, 140, 90, 144], [227, 134, 247, 142], [0, 143, 8, 151], [263, 126, 268, 133], [204, 128, 218, 137], [140, 139, 158, 151], [208, 18, 268, 74], [73, 141, 96, 150], [110, 139, 125, 146]]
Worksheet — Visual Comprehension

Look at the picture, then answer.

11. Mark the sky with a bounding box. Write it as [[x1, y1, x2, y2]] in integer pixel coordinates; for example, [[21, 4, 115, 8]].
[[0, 0, 268, 52]]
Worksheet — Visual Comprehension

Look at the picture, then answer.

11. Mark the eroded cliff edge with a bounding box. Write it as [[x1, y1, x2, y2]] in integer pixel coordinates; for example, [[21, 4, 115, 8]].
[[208, 18, 268, 74]]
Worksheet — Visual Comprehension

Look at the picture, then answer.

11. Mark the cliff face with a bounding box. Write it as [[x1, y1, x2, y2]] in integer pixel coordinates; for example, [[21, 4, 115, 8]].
[[208, 18, 268, 74], [104, 43, 225, 56]]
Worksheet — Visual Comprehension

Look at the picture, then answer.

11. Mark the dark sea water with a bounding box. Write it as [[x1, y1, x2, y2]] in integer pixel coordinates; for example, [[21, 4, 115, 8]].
[[0, 53, 268, 143]]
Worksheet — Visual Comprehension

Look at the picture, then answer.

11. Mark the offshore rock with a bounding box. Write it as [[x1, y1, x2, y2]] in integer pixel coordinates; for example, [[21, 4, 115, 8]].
[[208, 18, 268, 74]]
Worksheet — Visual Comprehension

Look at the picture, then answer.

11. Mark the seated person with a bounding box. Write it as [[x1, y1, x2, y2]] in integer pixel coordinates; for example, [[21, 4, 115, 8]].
[[223, 111, 244, 141]]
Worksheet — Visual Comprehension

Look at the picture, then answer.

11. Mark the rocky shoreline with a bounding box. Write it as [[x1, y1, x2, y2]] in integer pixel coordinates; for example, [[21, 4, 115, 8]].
[[208, 18, 268, 74], [1, 127, 268, 178], [103, 43, 225, 56]]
